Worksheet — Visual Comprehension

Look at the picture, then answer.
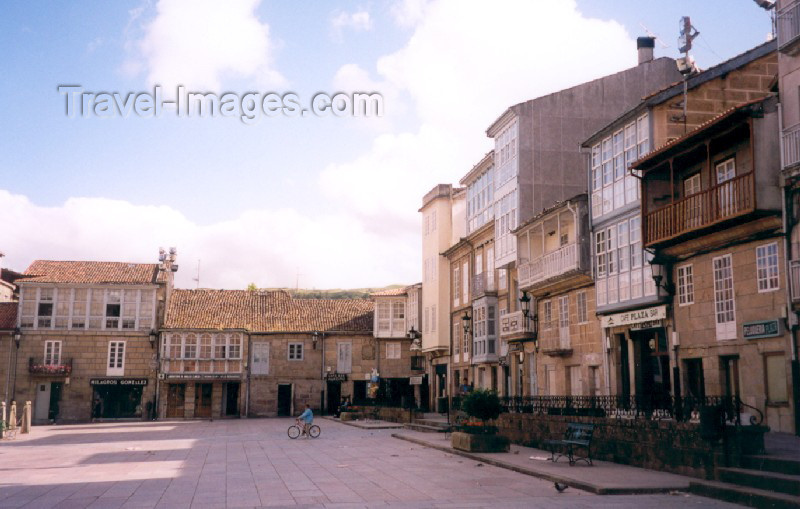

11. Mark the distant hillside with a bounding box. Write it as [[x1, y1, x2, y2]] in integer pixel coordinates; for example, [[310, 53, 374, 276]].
[[249, 284, 405, 300]]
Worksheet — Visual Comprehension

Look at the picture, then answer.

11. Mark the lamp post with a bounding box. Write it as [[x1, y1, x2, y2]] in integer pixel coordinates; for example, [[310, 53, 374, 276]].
[[13, 327, 21, 349], [148, 329, 158, 350]]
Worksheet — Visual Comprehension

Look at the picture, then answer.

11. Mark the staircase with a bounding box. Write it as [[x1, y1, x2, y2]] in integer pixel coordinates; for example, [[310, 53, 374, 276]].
[[689, 433, 800, 508], [403, 413, 451, 433]]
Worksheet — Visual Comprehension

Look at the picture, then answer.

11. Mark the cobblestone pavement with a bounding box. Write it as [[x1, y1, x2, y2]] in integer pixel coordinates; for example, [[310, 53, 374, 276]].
[[0, 419, 743, 508]]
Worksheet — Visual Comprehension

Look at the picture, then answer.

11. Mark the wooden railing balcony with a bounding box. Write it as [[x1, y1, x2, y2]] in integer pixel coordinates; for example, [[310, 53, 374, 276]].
[[784, 123, 800, 170], [518, 243, 578, 288], [644, 172, 755, 247], [161, 359, 243, 374], [779, 1, 800, 54], [499, 310, 536, 340], [471, 272, 496, 298]]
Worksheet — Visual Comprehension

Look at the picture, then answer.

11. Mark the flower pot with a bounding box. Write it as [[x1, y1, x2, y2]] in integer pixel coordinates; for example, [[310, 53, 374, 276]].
[[451, 431, 510, 453]]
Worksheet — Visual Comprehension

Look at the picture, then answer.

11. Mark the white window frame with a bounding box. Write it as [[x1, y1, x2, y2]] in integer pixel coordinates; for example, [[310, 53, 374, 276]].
[[713, 254, 736, 341], [576, 291, 587, 324], [44, 340, 62, 365], [107, 341, 125, 376], [386, 342, 401, 359], [251, 342, 270, 375], [288, 342, 304, 361], [337, 342, 352, 373], [677, 264, 694, 306], [756, 242, 780, 293]]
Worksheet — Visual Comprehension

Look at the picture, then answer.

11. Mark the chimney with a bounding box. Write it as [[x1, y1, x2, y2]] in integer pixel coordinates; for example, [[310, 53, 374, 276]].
[[637, 36, 655, 64]]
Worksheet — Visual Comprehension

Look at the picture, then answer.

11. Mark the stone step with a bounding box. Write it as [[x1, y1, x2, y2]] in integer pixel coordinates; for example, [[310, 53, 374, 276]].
[[403, 423, 449, 433], [717, 467, 800, 496], [742, 455, 800, 476], [689, 479, 800, 509], [413, 419, 450, 428]]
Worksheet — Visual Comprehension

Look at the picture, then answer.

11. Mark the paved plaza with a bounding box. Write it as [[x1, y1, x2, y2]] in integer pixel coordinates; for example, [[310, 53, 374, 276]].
[[0, 419, 742, 508]]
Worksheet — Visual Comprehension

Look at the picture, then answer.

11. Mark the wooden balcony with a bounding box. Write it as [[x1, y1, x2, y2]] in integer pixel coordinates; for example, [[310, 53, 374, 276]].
[[644, 172, 755, 247], [499, 310, 536, 342], [518, 243, 578, 289]]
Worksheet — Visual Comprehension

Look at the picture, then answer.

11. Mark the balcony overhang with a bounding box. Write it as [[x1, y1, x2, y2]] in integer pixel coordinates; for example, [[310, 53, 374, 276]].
[[523, 271, 592, 297], [652, 214, 781, 258], [542, 348, 573, 358]]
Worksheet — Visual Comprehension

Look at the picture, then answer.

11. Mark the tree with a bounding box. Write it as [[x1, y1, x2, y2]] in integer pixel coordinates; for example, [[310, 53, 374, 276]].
[[246, 283, 258, 291]]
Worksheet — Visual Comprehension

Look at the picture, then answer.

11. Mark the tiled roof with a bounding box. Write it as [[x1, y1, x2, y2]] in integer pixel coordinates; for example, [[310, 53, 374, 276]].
[[370, 287, 407, 297], [0, 302, 17, 330], [22, 260, 165, 285], [164, 289, 374, 333]]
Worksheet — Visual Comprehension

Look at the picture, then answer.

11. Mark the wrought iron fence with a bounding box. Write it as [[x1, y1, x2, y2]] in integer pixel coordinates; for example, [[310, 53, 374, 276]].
[[497, 395, 763, 426]]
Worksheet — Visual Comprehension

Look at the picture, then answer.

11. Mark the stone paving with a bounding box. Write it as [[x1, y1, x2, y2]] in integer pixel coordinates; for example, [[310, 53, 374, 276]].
[[0, 419, 744, 508]]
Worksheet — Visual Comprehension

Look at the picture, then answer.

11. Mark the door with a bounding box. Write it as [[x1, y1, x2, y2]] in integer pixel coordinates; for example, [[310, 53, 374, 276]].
[[166, 384, 186, 418], [337, 343, 352, 374], [721, 356, 740, 398], [49, 382, 62, 421], [194, 383, 212, 418], [685, 359, 705, 399], [716, 158, 736, 217], [419, 375, 430, 412], [326, 381, 341, 415], [34, 383, 51, 422], [277, 383, 292, 416], [224, 383, 239, 416]]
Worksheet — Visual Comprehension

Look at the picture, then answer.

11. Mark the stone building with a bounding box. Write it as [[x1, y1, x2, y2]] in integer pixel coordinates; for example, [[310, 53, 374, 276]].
[[634, 95, 794, 432], [1, 302, 18, 408], [10, 254, 176, 423], [514, 194, 605, 397], [582, 40, 777, 405], [159, 289, 377, 418]]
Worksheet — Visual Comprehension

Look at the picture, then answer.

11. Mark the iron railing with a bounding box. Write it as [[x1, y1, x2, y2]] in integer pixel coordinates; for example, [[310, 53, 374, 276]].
[[784, 123, 800, 169], [779, 0, 800, 53], [29, 358, 72, 376], [497, 395, 763, 425]]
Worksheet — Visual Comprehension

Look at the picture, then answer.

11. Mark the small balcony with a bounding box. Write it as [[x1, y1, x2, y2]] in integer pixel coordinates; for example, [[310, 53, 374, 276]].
[[779, 1, 800, 54], [784, 123, 800, 171], [518, 243, 578, 289], [161, 359, 243, 375], [538, 326, 572, 357], [644, 172, 755, 247], [29, 358, 72, 376], [471, 272, 496, 299], [499, 310, 536, 342]]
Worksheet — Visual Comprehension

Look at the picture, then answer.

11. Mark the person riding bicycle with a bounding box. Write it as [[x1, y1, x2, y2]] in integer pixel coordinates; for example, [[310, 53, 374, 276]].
[[297, 404, 314, 437]]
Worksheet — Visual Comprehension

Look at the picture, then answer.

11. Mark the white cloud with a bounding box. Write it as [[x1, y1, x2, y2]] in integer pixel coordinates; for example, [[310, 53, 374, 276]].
[[331, 9, 373, 41], [0, 190, 417, 290], [323, 0, 636, 229], [125, 0, 286, 91]]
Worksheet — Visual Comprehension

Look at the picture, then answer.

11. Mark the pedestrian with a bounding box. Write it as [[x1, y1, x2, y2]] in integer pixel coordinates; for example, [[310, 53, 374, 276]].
[[460, 378, 471, 396]]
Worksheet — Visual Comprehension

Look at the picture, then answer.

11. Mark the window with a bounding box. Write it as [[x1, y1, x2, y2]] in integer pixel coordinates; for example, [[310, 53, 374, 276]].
[[37, 288, 54, 328], [558, 295, 569, 329], [44, 340, 61, 365], [765, 353, 788, 404], [337, 342, 352, 373], [467, 167, 495, 233], [288, 342, 304, 360], [199, 334, 212, 358], [386, 342, 401, 359], [228, 335, 241, 359], [543, 300, 552, 329], [107, 341, 125, 376], [576, 292, 587, 324], [756, 243, 779, 292], [462, 261, 469, 304], [453, 319, 461, 356], [392, 301, 405, 332], [377, 302, 390, 332], [214, 333, 227, 358], [462, 326, 470, 360], [494, 120, 518, 186], [72, 289, 87, 329], [713, 254, 736, 340], [251, 342, 269, 375], [677, 264, 694, 306], [453, 266, 461, 307], [183, 334, 197, 359], [105, 290, 121, 329]]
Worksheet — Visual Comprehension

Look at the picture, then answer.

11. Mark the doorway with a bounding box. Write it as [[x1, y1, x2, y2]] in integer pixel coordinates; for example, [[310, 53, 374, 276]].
[[631, 328, 671, 406], [685, 358, 705, 398], [194, 383, 212, 418], [34, 382, 51, 422], [419, 375, 429, 411], [617, 333, 631, 400], [223, 382, 239, 417], [326, 381, 341, 415], [353, 381, 367, 405], [721, 355, 740, 398], [277, 383, 292, 416], [166, 384, 186, 418]]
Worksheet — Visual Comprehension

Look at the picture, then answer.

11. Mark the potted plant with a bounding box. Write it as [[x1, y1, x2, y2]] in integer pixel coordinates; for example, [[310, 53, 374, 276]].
[[451, 389, 510, 452]]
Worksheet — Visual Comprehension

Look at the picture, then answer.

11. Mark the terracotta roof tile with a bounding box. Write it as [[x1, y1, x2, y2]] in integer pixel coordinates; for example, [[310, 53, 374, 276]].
[[164, 289, 373, 333], [22, 260, 164, 285], [370, 287, 407, 297], [0, 302, 17, 330]]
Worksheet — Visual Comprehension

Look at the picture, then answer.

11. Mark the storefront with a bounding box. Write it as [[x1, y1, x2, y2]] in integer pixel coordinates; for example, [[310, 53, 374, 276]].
[[90, 378, 148, 419], [161, 374, 242, 419]]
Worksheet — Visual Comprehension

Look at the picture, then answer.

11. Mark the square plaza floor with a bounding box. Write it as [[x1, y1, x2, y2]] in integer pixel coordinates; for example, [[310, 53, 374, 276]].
[[0, 418, 743, 508]]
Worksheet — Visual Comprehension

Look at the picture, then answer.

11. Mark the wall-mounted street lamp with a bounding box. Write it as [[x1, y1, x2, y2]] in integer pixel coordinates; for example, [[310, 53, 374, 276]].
[[408, 327, 422, 352], [461, 311, 471, 334], [149, 329, 158, 349], [649, 260, 675, 296], [312, 331, 320, 350], [519, 291, 531, 318], [13, 327, 21, 348]]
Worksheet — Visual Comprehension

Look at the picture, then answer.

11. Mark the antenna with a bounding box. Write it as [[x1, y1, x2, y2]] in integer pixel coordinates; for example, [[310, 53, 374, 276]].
[[295, 269, 302, 291], [192, 259, 200, 289], [676, 16, 700, 133], [753, 0, 777, 40], [638, 22, 669, 48]]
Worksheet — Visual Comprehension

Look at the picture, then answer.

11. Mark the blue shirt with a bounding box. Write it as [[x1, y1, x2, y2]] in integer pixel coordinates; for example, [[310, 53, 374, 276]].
[[299, 408, 313, 423]]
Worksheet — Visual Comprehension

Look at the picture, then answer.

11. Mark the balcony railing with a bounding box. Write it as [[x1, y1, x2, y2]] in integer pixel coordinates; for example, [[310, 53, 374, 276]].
[[499, 310, 535, 339], [645, 172, 755, 246], [779, 1, 800, 53], [499, 395, 763, 426], [791, 260, 800, 302], [29, 358, 72, 376], [538, 325, 571, 355], [784, 124, 800, 170], [161, 359, 243, 374], [518, 243, 578, 288], [471, 272, 496, 298]]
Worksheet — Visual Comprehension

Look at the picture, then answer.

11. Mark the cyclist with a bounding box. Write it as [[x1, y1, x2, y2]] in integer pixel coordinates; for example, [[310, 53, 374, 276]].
[[297, 404, 314, 437]]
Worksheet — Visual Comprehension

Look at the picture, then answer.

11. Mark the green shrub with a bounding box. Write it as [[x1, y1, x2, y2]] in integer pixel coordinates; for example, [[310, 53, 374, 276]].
[[460, 389, 502, 431]]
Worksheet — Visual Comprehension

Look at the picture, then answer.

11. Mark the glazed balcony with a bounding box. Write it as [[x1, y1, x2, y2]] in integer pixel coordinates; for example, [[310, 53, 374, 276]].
[[518, 243, 578, 289], [499, 310, 536, 342], [29, 358, 72, 376], [161, 359, 243, 374], [783, 123, 800, 170], [471, 272, 496, 299], [644, 172, 755, 247], [779, 1, 800, 54]]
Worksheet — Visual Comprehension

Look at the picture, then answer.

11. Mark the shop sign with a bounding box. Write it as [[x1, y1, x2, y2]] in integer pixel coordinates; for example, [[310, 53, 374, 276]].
[[409, 376, 424, 385], [600, 305, 667, 329], [90, 378, 148, 386], [743, 319, 782, 340], [630, 320, 663, 331], [165, 373, 240, 380], [325, 373, 347, 381]]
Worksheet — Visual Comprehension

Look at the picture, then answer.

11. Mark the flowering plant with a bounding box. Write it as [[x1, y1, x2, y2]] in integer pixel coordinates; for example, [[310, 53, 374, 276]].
[[29, 362, 72, 375]]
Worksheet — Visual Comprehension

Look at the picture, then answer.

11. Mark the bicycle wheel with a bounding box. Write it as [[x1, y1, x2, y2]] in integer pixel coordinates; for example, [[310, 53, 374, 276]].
[[308, 425, 320, 438], [288, 425, 301, 439]]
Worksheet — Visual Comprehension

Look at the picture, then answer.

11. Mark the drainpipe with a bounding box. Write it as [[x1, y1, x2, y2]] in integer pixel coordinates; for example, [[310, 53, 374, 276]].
[[4, 331, 12, 408], [319, 331, 325, 413], [244, 333, 250, 418]]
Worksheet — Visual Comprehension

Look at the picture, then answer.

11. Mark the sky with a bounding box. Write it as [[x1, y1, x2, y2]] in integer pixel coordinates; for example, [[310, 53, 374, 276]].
[[0, 0, 774, 290]]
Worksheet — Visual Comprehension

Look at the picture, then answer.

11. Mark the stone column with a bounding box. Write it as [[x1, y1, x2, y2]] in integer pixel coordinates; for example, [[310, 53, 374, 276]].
[[21, 401, 31, 433], [8, 402, 16, 430]]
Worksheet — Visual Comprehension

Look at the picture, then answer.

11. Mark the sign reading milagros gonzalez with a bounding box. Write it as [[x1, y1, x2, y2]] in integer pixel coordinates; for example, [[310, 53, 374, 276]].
[[90, 378, 148, 386], [57, 86, 384, 124]]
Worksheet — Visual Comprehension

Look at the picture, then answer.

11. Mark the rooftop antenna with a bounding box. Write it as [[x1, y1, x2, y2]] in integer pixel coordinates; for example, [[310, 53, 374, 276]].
[[638, 22, 669, 48], [753, 0, 777, 40], [295, 269, 302, 291], [676, 16, 700, 132], [193, 259, 200, 289]]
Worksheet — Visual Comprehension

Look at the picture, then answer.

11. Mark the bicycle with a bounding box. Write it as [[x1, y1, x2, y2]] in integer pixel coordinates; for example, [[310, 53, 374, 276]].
[[288, 420, 320, 439]]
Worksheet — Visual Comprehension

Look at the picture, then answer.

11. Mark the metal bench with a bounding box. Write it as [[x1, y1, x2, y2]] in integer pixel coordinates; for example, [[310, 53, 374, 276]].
[[543, 423, 594, 466]]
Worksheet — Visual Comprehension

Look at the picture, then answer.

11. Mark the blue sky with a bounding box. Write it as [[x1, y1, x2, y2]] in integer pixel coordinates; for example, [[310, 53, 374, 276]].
[[0, 0, 773, 289]]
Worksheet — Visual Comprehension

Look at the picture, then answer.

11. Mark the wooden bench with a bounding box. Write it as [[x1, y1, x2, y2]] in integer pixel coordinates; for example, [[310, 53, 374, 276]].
[[543, 423, 594, 466]]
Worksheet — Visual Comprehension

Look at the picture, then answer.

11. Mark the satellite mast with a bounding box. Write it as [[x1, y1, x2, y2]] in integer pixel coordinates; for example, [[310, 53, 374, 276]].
[[193, 259, 200, 289], [677, 16, 700, 131]]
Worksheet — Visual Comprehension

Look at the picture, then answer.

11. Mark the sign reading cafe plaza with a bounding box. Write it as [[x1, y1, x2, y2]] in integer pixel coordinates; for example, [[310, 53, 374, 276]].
[[600, 305, 667, 329]]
